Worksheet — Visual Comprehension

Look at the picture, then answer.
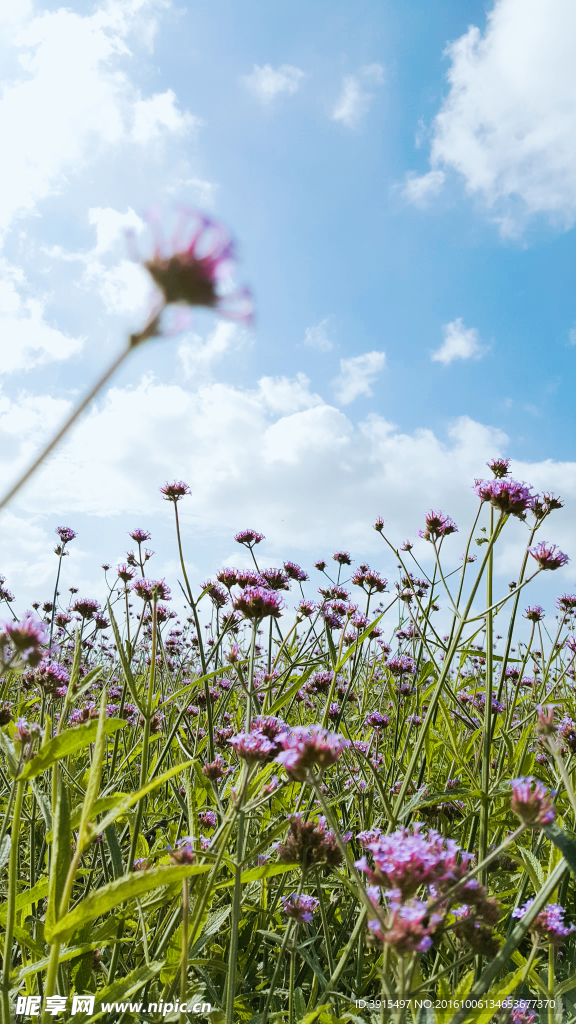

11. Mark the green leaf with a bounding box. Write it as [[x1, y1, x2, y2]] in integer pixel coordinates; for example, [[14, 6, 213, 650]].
[[544, 822, 576, 876], [46, 864, 210, 942], [240, 861, 299, 883], [105, 824, 124, 879], [92, 759, 193, 835], [46, 765, 71, 933], [107, 601, 146, 715], [520, 847, 545, 890], [435, 971, 474, 1024], [70, 961, 163, 1024], [267, 674, 310, 717], [0, 879, 49, 924], [459, 967, 525, 1024], [79, 687, 109, 848], [0, 834, 10, 873], [18, 718, 127, 780]]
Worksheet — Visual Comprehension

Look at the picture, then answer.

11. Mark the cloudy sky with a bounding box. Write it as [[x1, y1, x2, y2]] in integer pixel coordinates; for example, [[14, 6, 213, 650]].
[[1, 0, 576, 612]]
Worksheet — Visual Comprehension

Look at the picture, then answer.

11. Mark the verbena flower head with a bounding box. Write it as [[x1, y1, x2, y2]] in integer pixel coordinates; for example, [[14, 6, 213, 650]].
[[525, 605, 544, 622], [385, 655, 417, 676], [512, 901, 576, 947], [2, 614, 47, 667], [128, 528, 151, 543], [529, 542, 569, 571], [355, 824, 466, 898], [259, 567, 290, 591], [419, 511, 458, 542], [333, 551, 352, 566], [314, 559, 327, 571], [134, 207, 253, 322], [473, 478, 536, 517], [559, 715, 576, 753], [198, 810, 217, 829], [132, 579, 171, 602], [274, 725, 350, 780], [201, 580, 229, 609], [72, 598, 99, 620], [297, 600, 316, 618], [277, 814, 342, 869], [510, 777, 555, 827], [365, 711, 390, 729], [283, 561, 309, 582], [56, 526, 76, 544], [228, 730, 274, 763], [35, 661, 70, 697], [160, 481, 191, 503], [373, 517, 384, 533], [352, 567, 387, 593], [487, 457, 511, 478], [235, 529, 264, 548], [216, 567, 238, 589], [202, 755, 229, 781], [558, 593, 576, 612], [170, 837, 196, 865], [369, 897, 444, 954], [280, 892, 319, 924], [233, 585, 283, 621]]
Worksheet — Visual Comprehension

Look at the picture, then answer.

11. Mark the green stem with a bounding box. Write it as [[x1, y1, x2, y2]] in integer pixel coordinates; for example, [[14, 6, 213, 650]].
[[179, 878, 189, 1024], [479, 507, 494, 885], [1, 778, 25, 1020]]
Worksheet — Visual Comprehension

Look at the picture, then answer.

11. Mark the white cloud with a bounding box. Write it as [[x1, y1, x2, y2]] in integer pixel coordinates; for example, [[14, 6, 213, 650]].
[[332, 351, 386, 403], [241, 64, 305, 103], [332, 64, 384, 129], [178, 322, 249, 380], [407, 0, 576, 227], [0, 274, 83, 372], [431, 318, 485, 365], [0, 0, 195, 235], [304, 319, 333, 352], [402, 170, 446, 206]]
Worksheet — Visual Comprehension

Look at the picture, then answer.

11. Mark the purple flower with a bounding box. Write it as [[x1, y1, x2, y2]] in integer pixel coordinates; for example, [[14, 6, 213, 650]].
[[525, 605, 544, 622], [529, 542, 569, 571], [373, 517, 385, 533], [129, 528, 151, 543], [419, 510, 458, 542], [296, 600, 316, 618], [332, 551, 352, 566], [216, 567, 239, 589], [72, 598, 100, 620], [280, 892, 319, 924], [133, 858, 149, 871], [277, 814, 342, 869], [486, 457, 511, 478], [170, 837, 196, 865], [201, 580, 229, 609], [355, 824, 467, 898], [202, 755, 229, 781], [2, 615, 47, 667], [118, 564, 136, 584], [259, 567, 290, 591], [314, 559, 327, 571], [473, 478, 536, 517], [35, 661, 70, 697], [369, 897, 444, 954], [558, 593, 576, 612], [274, 725, 350, 780], [132, 578, 171, 602], [365, 711, 390, 730], [283, 561, 309, 582], [198, 810, 217, 829], [56, 526, 77, 544], [160, 481, 191, 502], [235, 529, 264, 548], [351, 568, 387, 593], [134, 207, 253, 322], [228, 730, 274, 763], [510, 777, 555, 827], [512, 901, 576, 947], [233, 585, 283, 621], [385, 655, 416, 676]]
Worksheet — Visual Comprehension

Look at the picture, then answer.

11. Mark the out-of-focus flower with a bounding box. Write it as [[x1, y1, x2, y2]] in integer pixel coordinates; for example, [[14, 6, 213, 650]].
[[280, 892, 319, 924], [510, 777, 555, 828], [512, 901, 576, 947], [198, 810, 217, 830], [529, 542, 569, 571], [169, 837, 196, 865], [365, 711, 390, 730], [1, 615, 47, 668], [133, 208, 253, 323], [228, 730, 274, 763], [525, 606, 544, 622], [385, 656, 416, 677]]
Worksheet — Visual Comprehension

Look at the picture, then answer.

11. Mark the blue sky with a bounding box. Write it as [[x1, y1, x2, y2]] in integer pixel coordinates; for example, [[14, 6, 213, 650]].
[[1, 0, 576, 612]]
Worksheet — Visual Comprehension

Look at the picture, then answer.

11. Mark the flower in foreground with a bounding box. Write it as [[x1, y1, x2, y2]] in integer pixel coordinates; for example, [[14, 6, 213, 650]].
[[473, 478, 535, 517], [280, 892, 319, 924], [368, 895, 443, 954], [274, 725, 350, 780], [510, 777, 555, 828], [202, 755, 229, 781], [233, 585, 283, 621], [134, 207, 253, 322], [512, 901, 576, 946], [132, 578, 171, 602], [354, 824, 467, 899], [2, 615, 47, 667], [72, 598, 100, 620], [228, 730, 274, 763], [529, 542, 569, 571]]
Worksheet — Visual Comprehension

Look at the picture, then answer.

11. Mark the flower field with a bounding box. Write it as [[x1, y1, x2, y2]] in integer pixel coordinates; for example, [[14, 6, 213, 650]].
[[1, 462, 576, 1024]]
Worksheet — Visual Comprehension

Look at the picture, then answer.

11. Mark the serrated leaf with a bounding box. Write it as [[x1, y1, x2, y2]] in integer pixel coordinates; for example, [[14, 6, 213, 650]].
[[46, 765, 71, 932], [520, 847, 545, 890], [460, 967, 525, 1024], [46, 864, 210, 942], [544, 822, 576, 877], [19, 718, 127, 780]]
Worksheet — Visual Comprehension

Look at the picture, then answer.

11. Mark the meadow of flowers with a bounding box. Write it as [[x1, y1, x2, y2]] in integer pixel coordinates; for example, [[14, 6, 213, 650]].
[[1, 214, 576, 1024]]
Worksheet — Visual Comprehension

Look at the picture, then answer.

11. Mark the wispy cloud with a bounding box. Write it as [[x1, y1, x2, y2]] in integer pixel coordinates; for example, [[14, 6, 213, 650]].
[[304, 318, 333, 352], [241, 64, 306, 103], [332, 64, 384, 129], [333, 350, 385, 403], [431, 318, 485, 365]]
